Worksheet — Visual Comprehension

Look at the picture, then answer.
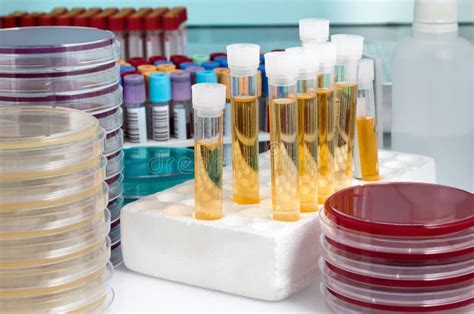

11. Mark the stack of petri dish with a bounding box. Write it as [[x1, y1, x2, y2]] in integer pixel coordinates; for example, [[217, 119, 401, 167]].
[[319, 183, 474, 313], [0, 27, 124, 267], [0, 107, 113, 313]]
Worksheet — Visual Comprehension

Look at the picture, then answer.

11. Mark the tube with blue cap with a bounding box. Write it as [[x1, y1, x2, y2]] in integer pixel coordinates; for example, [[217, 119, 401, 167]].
[[196, 70, 218, 84], [202, 61, 220, 71], [149, 73, 172, 141]]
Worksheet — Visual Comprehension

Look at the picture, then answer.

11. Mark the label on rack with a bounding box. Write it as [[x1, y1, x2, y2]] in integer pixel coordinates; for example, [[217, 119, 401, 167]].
[[152, 105, 170, 141], [173, 107, 187, 140], [126, 107, 147, 144]]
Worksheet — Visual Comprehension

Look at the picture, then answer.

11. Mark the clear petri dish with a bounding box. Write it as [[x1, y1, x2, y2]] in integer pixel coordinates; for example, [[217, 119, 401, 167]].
[[110, 242, 123, 268], [320, 236, 474, 287], [0, 107, 104, 180], [0, 63, 120, 97], [319, 259, 474, 312], [0, 262, 113, 313], [108, 195, 123, 223], [0, 157, 106, 211], [109, 221, 120, 245], [104, 128, 123, 155], [0, 209, 110, 269], [105, 150, 124, 179], [95, 105, 123, 132], [320, 209, 474, 262], [87, 289, 115, 313], [0, 27, 120, 73], [107, 173, 124, 201], [0, 84, 122, 116], [0, 237, 110, 296], [0, 184, 108, 238], [320, 283, 474, 314], [324, 183, 474, 237]]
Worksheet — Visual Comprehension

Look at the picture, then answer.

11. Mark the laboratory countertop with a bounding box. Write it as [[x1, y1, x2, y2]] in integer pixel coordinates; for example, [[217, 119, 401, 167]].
[[111, 264, 327, 313]]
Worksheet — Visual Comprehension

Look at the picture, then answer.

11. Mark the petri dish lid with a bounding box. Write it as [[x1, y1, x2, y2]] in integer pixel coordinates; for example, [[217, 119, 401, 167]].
[[319, 258, 474, 312], [0, 184, 108, 237], [0, 27, 120, 73], [325, 183, 474, 237]]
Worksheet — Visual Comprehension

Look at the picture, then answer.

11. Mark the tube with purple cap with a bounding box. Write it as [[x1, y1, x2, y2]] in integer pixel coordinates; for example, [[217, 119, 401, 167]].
[[171, 71, 193, 139], [123, 74, 148, 144]]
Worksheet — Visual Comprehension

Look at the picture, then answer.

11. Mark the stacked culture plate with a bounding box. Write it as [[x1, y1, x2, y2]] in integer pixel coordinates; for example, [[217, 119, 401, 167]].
[[319, 182, 474, 313], [0, 26, 125, 266], [0, 107, 113, 312]]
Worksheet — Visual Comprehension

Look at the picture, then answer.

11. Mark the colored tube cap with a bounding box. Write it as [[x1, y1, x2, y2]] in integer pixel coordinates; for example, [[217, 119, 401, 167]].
[[180, 62, 198, 70], [202, 61, 220, 71], [128, 57, 148, 67], [184, 66, 205, 84], [149, 73, 171, 103], [123, 74, 146, 103], [170, 72, 191, 101], [120, 65, 136, 74], [192, 54, 210, 65], [196, 70, 217, 84], [137, 64, 157, 74], [149, 55, 167, 64], [214, 56, 228, 67], [154, 60, 173, 66], [209, 52, 226, 61]]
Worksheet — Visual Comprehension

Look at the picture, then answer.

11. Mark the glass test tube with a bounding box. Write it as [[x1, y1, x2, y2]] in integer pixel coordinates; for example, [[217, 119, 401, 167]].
[[192, 83, 226, 220], [214, 68, 232, 166], [149, 73, 171, 141], [123, 74, 148, 144], [265, 52, 300, 222], [170, 72, 193, 140], [331, 34, 364, 191], [226, 44, 261, 204], [286, 47, 319, 212], [354, 59, 380, 181]]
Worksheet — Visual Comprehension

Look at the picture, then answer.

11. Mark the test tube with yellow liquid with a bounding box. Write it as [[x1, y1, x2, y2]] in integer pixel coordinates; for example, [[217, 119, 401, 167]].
[[331, 34, 364, 191], [192, 83, 226, 220], [286, 47, 319, 212], [354, 59, 380, 181], [265, 52, 300, 221], [226, 44, 260, 204]]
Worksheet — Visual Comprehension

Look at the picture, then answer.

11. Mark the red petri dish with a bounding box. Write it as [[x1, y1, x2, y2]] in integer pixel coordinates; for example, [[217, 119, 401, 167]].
[[324, 183, 474, 237]]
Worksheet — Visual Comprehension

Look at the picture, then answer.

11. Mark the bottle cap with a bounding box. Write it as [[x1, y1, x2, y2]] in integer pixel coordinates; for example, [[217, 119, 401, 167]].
[[264, 51, 299, 80], [226, 43, 260, 71], [127, 13, 144, 31], [331, 34, 364, 60], [202, 61, 220, 71], [413, 0, 458, 33], [137, 64, 157, 74], [180, 62, 198, 70], [214, 68, 231, 100], [214, 56, 228, 67], [120, 65, 136, 74], [108, 13, 126, 31], [304, 42, 337, 66], [171, 72, 191, 101], [1, 16, 17, 28], [192, 54, 210, 65], [285, 46, 319, 76], [144, 8, 168, 31], [196, 70, 218, 84], [192, 83, 226, 114], [163, 12, 179, 30], [149, 73, 171, 103], [123, 74, 146, 104], [299, 18, 330, 43], [358, 59, 375, 83]]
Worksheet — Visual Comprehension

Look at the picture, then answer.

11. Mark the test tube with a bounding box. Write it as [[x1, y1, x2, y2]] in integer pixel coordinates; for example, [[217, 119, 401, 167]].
[[226, 43, 261, 204], [265, 52, 300, 221], [163, 12, 180, 59], [192, 83, 226, 220], [286, 47, 319, 212], [123, 74, 148, 144], [144, 8, 168, 59], [149, 73, 171, 141], [156, 63, 176, 72], [354, 59, 380, 181], [331, 34, 364, 191], [214, 67, 232, 166], [196, 70, 218, 84], [299, 18, 330, 46], [127, 12, 146, 58], [171, 72, 193, 140], [109, 13, 128, 59]]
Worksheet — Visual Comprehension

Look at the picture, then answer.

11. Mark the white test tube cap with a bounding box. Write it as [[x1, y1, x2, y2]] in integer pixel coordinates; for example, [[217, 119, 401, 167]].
[[414, 0, 458, 33], [264, 51, 299, 79], [299, 18, 330, 43], [358, 59, 375, 83], [305, 41, 337, 66], [192, 83, 226, 115], [226, 43, 260, 70], [285, 46, 319, 76], [331, 34, 364, 60]]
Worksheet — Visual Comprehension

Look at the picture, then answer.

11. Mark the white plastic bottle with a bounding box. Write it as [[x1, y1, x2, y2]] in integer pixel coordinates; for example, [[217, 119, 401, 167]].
[[392, 0, 473, 191]]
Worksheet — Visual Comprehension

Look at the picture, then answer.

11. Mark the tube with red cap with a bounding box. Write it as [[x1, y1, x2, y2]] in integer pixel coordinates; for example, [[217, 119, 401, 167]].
[[172, 7, 188, 55], [89, 8, 118, 30], [162, 12, 180, 59], [109, 11, 130, 59], [144, 8, 168, 59], [37, 8, 67, 26], [19, 12, 44, 27], [127, 11, 148, 59], [73, 8, 102, 27]]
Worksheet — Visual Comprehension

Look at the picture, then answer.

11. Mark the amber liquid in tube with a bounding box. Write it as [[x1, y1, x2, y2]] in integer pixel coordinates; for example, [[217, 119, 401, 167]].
[[317, 88, 335, 204], [333, 83, 358, 191], [356, 116, 380, 181], [297, 93, 318, 212], [194, 139, 223, 220], [270, 98, 300, 221], [231, 95, 260, 204]]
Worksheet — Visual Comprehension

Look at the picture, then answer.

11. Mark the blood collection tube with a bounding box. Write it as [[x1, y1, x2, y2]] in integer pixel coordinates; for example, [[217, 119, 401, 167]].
[[149, 55, 167, 64], [149, 73, 171, 141], [214, 67, 232, 166], [73, 8, 101, 27], [55, 9, 84, 26], [173, 7, 188, 55], [180, 62, 198, 70], [192, 54, 210, 65], [128, 57, 148, 68], [163, 12, 180, 59], [196, 70, 217, 84], [331, 34, 364, 191], [109, 13, 128, 59], [90, 8, 118, 30], [171, 72, 193, 140], [286, 47, 319, 212], [210, 52, 226, 61], [354, 58, 380, 181], [192, 83, 226, 220], [127, 12, 147, 58], [226, 43, 260, 204], [299, 18, 330, 46], [1, 16, 18, 28], [123, 74, 148, 144], [265, 52, 300, 221], [144, 8, 168, 59], [214, 56, 228, 68]]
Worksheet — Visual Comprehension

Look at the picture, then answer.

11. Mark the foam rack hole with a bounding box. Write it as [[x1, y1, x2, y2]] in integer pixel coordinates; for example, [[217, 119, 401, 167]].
[[395, 154, 420, 163], [157, 193, 184, 203], [163, 204, 193, 216]]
